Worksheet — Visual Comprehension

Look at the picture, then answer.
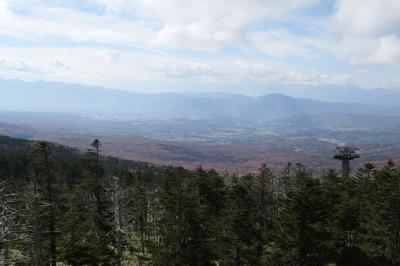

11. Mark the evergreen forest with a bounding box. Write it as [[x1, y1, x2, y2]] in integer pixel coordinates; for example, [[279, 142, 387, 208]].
[[1, 135, 400, 266]]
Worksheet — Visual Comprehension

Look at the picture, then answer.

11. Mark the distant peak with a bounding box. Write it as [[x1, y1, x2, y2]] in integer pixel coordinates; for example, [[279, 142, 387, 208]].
[[258, 93, 292, 99]]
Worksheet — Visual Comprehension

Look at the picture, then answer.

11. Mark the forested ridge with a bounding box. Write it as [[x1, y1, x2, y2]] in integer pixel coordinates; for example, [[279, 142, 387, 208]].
[[1, 135, 400, 265]]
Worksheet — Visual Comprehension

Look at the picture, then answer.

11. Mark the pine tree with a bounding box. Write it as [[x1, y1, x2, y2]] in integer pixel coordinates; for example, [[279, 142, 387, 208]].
[[220, 175, 258, 266], [195, 168, 226, 264], [34, 142, 57, 266], [269, 166, 329, 265], [378, 161, 400, 265], [254, 163, 276, 263]]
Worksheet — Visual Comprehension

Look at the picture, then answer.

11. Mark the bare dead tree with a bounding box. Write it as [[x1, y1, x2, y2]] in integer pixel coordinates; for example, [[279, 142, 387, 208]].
[[24, 179, 50, 266], [109, 175, 125, 265], [0, 181, 13, 266], [0, 181, 27, 266]]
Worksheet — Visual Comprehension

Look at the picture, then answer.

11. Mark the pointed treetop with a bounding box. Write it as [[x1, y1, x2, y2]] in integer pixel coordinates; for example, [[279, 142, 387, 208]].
[[91, 139, 101, 149]]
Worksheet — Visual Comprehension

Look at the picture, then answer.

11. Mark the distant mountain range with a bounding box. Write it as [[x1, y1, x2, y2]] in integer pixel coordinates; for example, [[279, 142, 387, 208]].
[[258, 84, 400, 107], [0, 79, 399, 120]]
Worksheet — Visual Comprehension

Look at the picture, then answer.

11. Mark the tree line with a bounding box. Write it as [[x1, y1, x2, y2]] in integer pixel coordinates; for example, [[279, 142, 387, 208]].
[[0, 138, 400, 265]]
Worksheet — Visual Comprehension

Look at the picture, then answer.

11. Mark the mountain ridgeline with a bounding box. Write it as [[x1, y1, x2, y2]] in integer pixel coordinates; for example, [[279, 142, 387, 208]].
[[1, 135, 400, 265], [0, 79, 399, 120]]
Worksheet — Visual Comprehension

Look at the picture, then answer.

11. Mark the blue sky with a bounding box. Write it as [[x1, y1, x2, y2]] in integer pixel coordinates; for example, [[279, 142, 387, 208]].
[[0, 0, 399, 94]]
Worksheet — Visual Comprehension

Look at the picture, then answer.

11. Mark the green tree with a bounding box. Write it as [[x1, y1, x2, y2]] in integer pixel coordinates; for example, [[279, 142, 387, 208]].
[[220, 175, 258, 266], [269, 166, 329, 265], [34, 142, 57, 266]]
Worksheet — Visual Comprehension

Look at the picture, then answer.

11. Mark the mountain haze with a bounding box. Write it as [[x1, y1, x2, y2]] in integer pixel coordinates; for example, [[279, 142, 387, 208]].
[[259, 85, 400, 107], [0, 79, 398, 120]]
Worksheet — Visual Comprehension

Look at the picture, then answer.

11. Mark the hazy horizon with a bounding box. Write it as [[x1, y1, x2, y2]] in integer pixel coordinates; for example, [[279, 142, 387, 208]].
[[1, 77, 400, 99]]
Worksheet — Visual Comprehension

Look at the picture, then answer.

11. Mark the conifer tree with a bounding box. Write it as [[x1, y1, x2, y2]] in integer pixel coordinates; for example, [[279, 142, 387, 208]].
[[254, 163, 276, 262], [221, 175, 258, 266], [34, 142, 57, 266], [269, 166, 329, 265]]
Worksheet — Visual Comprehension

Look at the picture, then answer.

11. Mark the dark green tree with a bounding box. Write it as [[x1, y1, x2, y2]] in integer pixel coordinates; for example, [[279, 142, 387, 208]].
[[220, 175, 258, 266]]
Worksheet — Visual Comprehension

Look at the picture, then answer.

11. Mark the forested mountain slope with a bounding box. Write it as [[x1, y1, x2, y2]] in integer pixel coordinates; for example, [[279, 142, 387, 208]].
[[0, 135, 78, 157], [1, 135, 400, 265]]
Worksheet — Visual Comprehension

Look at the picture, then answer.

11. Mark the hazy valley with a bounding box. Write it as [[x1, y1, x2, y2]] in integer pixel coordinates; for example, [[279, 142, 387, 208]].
[[1, 80, 400, 173]]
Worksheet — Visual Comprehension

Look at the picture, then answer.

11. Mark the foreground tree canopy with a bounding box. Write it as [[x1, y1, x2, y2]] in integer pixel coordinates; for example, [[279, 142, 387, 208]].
[[0, 135, 400, 266]]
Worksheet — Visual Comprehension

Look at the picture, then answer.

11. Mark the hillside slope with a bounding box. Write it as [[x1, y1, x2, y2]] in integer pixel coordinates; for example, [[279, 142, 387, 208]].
[[0, 79, 398, 120]]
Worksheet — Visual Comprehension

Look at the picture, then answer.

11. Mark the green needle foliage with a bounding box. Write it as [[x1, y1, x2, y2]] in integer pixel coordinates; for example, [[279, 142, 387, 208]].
[[0, 135, 400, 265]]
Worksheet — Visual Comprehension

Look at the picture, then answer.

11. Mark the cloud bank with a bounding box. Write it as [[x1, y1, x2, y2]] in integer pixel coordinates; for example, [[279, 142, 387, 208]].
[[0, 0, 399, 92]]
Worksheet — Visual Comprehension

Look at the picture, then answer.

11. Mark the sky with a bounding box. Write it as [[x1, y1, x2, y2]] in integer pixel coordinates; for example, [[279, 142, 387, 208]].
[[0, 0, 399, 94]]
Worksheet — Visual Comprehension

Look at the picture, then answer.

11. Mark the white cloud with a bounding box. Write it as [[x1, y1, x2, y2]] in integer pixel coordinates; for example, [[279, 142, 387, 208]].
[[132, 0, 318, 24], [94, 0, 320, 52], [331, 0, 400, 66], [152, 23, 243, 51], [0, 0, 398, 91], [284, 71, 352, 85], [369, 35, 400, 64], [93, 0, 126, 13], [333, 0, 400, 38], [0, 0, 333, 63], [0, 0, 321, 53], [0, 0, 10, 18], [49, 59, 68, 71], [0, 2, 154, 47], [0, 46, 354, 90], [0, 57, 35, 72], [0, 0, 368, 89], [133, 0, 319, 51], [248, 30, 317, 57]]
